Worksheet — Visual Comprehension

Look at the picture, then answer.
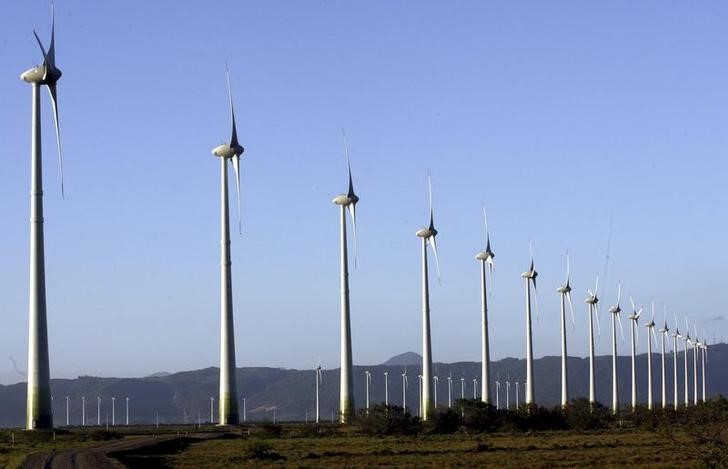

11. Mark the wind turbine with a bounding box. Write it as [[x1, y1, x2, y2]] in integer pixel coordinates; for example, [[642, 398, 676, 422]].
[[701, 338, 708, 402], [97, 396, 101, 426], [607, 283, 625, 414], [333, 130, 359, 423], [557, 254, 575, 408], [447, 374, 452, 408], [515, 381, 520, 410], [495, 377, 501, 410], [417, 375, 423, 418], [21, 2, 65, 431], [505, 378, 510, 410], [315, 363, 323, 423], [211, 65, 244, 425], [473, 377, 478, 400], [644, 303, 658, 410], [460, 377, 465, 400], [384, 371, 389, 406], [433, 375, 439, 409], [401, 369, 408, 413], [125, 397, 129, 426], [672, 317, 680, 410], [657, 307, 669, 409], [415, 174, 441, 421], [585, 276, 600, 405], [475, 208, 495, 405], [692, 324, 699, 406], [627, 296, 642, 411], [682, 319, 690, 407], [521, 247, 538, 406], [364, 370, 371, 414]]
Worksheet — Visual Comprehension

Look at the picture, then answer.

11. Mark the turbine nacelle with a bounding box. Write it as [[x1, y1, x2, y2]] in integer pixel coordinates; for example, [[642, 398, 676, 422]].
[[475, 250, 494, 261], [609, 304, 621, 315], [332, 193, 359, 206], [20, 63, 61, 85], [212, 144, 244, 159], [416, 227, 437, 238], [557, 283, 571, 294], [521, 268, 537, 280]]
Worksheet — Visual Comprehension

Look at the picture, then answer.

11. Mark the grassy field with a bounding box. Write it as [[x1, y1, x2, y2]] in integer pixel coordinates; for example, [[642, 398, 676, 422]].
[[127, 427, 704, 468]]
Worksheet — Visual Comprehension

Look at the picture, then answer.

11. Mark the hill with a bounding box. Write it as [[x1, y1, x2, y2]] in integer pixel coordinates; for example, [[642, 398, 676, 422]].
[[0, 344, 725, 427]]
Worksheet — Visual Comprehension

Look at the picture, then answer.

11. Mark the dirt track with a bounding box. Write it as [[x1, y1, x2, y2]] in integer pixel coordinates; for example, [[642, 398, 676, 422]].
[[22, 433, 222, 469]]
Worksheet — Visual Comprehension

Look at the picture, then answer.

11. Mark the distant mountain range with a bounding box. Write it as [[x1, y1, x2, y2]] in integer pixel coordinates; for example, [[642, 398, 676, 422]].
[[0, 344, 725, 428]]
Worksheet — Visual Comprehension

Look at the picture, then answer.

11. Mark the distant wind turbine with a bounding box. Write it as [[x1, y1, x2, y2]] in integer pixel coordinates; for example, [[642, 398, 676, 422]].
[[315, 363, 323, 423], [433, 375, 439, 409], [505, 378, 510, 410], [627, 296, 642, 411], [515, 381, 520, 410], [447, 374, 453, 408], [364, 370, 371, 414], [692, 324, 699, 406], [402, 369, 408, 413], [475, 208, 495, 405], [585, 276, 601, 406], [644, 303, 658, 410], [672, 317, 680, 410], [682, 318, 690, 407], [557, 254, 575, 408], [607, 283, 625, 414], [332, 130, 359, 423], [658, 307, 670, 409], [473, 377, 478, 400], [21, 2, 65, 431], [211, 65, 245, 425], [701, 339, 708, 402], [415, 174, 441, 421], [384, 371, 389, 406], [521, 247, 538, 406], [495, 377, 501, 410]]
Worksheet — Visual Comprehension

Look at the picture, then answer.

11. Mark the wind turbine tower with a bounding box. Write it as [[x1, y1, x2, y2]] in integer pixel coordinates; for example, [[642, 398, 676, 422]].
[[672, 322, 680, 410], [607, 284, 624, 414], [557, 255, 575, 408], [21, 3, 65, 431], [585, 277, 600, 405], [658, 314, 669, 409], [211, 66, 245, 425], [627, 297, 642, 411], [521, 250, 538, 406], [683, 326, 690, 407], [332, 130, 359, 423], [415, 175, 441, 421], [645, 304, 658, 410], [475, 208, 494, 405]]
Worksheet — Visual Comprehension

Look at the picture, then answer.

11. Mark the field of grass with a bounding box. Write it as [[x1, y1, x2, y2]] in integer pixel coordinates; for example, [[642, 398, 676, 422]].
[[133, 428, 703, 468]]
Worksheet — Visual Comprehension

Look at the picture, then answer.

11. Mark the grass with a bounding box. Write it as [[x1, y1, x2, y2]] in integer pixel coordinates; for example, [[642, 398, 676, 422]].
[[131, 426, 703, 468]]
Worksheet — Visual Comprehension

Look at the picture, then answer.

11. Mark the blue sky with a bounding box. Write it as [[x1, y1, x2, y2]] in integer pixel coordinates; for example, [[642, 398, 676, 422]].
[[0, 1, 726, 383]]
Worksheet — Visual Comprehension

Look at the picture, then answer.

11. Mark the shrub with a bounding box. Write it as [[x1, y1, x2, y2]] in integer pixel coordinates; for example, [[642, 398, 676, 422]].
[[357, 404, 421, 436]]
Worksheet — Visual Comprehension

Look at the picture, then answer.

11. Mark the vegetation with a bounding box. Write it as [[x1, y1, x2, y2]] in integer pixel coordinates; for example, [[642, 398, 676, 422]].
[[3, 398, 727, 468]]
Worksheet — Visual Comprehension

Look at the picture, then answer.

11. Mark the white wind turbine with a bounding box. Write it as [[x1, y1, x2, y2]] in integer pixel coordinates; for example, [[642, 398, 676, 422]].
[[585, 276, 601, 406], [332, 130, 359, 423], [657, 307, 669, 409], [21, 2, 65, 431], [521, 247, 539, 406], [415, 174, 441, 421], [460, 377, 465, 400], [627, 296, 643, 411], [682, 318, 690, 407], [401, 369, 408, 413], [475, 208, 495, 405], [701, 337, 708, 402], [672, 315, 680, 410], [473, 378, 478, 400], [433, 375, 439, 409], [495, 377, 501, 410], [515, 381, 520, 410], [315, 363, 323, 423], [364, 370, 371, 414], [644, 303, 658, 410], [211, 65, 245, 425], [417, 374, 423, 418], [557, 255, 575, 408], [505, 378, 511, 410], [692, 324, 699, 406], [447, 374, 453, 408], [384, 371, 389, 406], [607, 284, 625, 414]]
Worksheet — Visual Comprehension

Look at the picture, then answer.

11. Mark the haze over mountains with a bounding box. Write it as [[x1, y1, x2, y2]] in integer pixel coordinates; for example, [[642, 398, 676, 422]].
[[0, 345, 725, 428]]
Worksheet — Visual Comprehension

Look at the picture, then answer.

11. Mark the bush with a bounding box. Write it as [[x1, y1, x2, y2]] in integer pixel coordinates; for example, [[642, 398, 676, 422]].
[[563, 399, 612, 431], [243, 442, 285, 461], [430, 408, 462, 434], [357, 404, 421, 436]]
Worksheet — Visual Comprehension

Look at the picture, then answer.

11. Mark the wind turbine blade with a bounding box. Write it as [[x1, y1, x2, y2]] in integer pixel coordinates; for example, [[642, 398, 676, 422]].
[[348, 203, 358, 269], [225, 64, 239, 148], [617, 282, 622, 305], [231, 155, 241, 234], [566, 291, 576, 327], [629, 296, 636, 314], [342, 129, 355, 197], [674, 313, 678, 329], [634, 320, 639, 348], [532, 277, 539, 322], [566, 252, 570, 283], [651, 301, 655, 321], [33, 30, 49, 65], [48, 1, 56, 65], [595, 306, 602, 337], [594, 276, 599, 298], [617, 313, 625, 342], [47, 83, 64, 198], [652, 327, 658, 347], [430, 236, 442, 285]]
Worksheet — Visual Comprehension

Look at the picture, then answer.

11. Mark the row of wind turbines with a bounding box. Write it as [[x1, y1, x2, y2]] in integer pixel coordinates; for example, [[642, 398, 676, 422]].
[[17, 5, 712, 431]]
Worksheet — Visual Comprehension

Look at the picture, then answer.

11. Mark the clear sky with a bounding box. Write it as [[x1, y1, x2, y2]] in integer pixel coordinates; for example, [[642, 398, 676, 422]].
[[0, 1, 726, 384]]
